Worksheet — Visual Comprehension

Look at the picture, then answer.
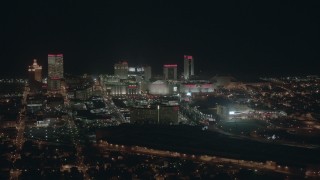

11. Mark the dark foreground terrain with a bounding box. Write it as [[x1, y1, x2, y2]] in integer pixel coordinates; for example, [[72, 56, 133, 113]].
[[97, 124, 320, 167]]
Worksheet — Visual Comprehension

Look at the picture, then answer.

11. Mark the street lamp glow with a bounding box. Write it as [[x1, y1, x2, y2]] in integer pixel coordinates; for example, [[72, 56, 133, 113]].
[[157, 105, 160, 124]]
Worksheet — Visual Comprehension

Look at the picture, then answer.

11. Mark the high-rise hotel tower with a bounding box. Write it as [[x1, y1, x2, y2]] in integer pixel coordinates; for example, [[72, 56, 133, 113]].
[[183, 55, 194, 80], [48, 54, 64, 91]]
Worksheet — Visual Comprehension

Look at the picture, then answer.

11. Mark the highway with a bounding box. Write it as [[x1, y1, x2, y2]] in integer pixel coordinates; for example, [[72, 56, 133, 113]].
[[96, 141, 308, 177]]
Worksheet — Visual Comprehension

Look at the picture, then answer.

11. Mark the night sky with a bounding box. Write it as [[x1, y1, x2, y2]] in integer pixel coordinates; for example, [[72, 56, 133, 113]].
[[1, 1, 319, 78]]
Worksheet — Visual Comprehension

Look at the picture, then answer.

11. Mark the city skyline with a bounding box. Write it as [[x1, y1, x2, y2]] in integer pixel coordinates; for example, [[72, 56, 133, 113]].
[[1, 1, 320, 77], [1, 1, 320, 178]]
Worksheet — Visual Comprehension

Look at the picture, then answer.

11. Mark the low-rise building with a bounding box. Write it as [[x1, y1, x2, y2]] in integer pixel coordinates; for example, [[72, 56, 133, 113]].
[[130, 105, 179, 124], [66, 75, 94, 100]]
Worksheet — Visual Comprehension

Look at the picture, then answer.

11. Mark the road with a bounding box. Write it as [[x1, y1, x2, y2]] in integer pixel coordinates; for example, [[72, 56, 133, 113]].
[[66, 111, 90, 180], [96, 141, 308, 177], [10, 85, 28, 180], [103, 97, 126, 123]]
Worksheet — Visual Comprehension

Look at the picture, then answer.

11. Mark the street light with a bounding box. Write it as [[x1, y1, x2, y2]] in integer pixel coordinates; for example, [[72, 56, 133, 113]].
[[157, 105, 160, 124]]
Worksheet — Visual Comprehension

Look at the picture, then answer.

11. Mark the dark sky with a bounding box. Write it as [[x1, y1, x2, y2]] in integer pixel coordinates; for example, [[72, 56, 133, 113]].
[[1, 0, 319, 78]]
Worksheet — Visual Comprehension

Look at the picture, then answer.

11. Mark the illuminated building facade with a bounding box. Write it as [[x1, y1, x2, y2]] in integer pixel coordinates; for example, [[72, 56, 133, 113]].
[[180, 81, 214, 94], [114, 61, 128, 79], [183, 55, 194, 80], [28, 59, 43, 92], [148, 80, 178, 95], [148, 80, 170, 95], [48, 54, 64, 91], [128, 66, 144, 77], [131, 105, 179, 124], [100, 75, 140, 95], [28, 59, 42, 82], [128, 65, 152, 82], [163, 64, 177, 80], [48, 54, 63, 79]]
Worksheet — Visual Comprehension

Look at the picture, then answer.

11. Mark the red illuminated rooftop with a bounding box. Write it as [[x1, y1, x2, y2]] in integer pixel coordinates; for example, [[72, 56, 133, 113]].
[[164, 64, 177, 68], [184, 55, 193, 60], [48, 54, 63, 57]]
